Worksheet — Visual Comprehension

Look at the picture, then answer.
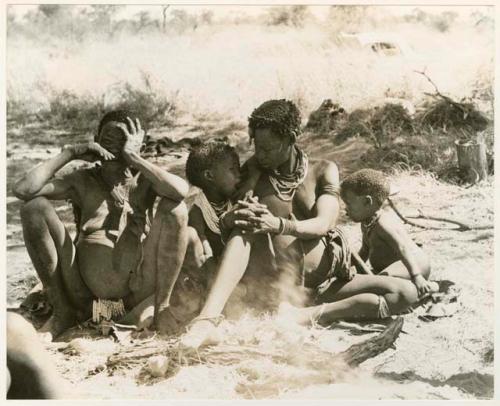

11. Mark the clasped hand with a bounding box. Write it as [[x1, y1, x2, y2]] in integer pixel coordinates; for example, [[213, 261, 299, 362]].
[[224, 196, 281, 235]]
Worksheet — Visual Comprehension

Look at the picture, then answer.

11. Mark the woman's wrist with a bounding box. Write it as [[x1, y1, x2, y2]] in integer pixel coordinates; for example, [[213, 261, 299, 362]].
[[276, 217, 285, 234], [276, 217, 297, 235], [411, 273, 421, 281]]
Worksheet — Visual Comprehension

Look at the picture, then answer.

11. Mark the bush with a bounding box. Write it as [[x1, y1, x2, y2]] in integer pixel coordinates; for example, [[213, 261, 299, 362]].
[[112, 73, 177, 129], [328, 98, 492, 182], [333, 104, 413, 147], [8, 73, 178, 132], [370, 104, 414, 148], [43, 90, 105, 132], [265, 6, 310, 27]]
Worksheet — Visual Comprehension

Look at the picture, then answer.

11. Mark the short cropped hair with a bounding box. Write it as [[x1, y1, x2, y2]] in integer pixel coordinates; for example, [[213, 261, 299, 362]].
[[340, 169, 390, 206], [95, 110, 141, 144], [185, 141, 240, 188], [248, 99, 301, 142]]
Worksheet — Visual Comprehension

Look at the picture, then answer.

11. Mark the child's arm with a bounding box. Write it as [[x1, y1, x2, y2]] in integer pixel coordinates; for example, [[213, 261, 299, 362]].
[[376, 215, 433, 297], [188, 206, 213, 264], [353, 236, 371, 273], [358, 233, 369, 261]]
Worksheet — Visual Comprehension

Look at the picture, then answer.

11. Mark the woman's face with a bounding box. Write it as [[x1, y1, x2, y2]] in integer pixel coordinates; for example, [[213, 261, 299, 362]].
[[253, 128, 292, 171], [98, 121, 126, 158]]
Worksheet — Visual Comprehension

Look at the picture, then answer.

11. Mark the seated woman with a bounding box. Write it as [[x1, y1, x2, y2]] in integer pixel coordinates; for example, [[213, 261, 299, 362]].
[[13, 110, 190, 339], [181, 99, 423, 349]]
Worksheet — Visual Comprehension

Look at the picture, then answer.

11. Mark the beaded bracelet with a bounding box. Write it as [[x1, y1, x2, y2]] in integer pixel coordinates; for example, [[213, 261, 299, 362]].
[[277, 217, 286, 234], [277, 217, 297, 235], [283, 218, 297, 235]]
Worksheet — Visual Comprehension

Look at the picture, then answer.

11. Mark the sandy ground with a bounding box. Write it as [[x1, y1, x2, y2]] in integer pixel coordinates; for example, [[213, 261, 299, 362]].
[[6, 123, 494, 400]]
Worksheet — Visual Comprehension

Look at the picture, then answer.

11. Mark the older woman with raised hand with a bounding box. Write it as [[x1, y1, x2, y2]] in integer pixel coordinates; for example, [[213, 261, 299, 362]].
[[13, 110, 190, 340]]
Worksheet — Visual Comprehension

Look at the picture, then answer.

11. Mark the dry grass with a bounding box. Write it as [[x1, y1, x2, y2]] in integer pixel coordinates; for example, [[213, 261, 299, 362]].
[[8, 167, 493, 400], [7, 17, 493, 127]]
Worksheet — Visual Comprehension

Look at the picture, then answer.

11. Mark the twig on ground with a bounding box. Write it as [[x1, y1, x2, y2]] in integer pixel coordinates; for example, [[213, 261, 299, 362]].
[[387, 198, 492, 232]]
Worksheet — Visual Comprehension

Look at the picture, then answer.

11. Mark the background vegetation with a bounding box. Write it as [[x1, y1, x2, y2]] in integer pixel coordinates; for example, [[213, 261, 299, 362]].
[[7, 5, 494, 177]]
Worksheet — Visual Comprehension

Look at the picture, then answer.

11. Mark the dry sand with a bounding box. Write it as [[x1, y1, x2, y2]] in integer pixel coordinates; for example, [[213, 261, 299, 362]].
[[6, 126, 494, 400]]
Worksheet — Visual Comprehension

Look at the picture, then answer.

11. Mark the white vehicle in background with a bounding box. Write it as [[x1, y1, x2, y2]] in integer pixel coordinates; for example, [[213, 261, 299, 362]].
[[336, 31, 426, 72], [337, 31, 416, 57]]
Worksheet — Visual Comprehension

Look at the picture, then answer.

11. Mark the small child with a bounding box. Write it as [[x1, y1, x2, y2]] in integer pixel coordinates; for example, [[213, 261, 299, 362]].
[[185, 141, 243, 262], [340, 169, 438, 297]]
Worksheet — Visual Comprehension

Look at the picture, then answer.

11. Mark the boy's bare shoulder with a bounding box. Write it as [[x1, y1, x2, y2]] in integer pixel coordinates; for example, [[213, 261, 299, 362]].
[[374, 210, 405, 236]]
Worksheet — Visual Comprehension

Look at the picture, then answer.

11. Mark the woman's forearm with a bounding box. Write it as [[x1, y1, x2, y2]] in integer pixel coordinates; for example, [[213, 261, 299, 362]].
[[123, 151, 189, 201], [12, 149, 74, 200], [290, 217, 332, 239]]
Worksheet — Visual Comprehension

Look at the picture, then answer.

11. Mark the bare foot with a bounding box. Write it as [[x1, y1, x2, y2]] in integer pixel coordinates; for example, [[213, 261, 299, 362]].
[[38, 312, 76, 342], [179, 319, 221, 351], [277, 302, 312, 325], [429, 281, 440, 293]]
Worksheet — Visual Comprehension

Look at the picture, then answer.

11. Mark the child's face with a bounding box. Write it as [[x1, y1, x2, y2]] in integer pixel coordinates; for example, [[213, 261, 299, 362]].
[[341, 189, 375, 222], [210, 156, 241, 198]]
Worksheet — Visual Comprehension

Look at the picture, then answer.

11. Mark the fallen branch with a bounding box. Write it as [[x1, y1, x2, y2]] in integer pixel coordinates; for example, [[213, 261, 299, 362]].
[[335, 317, 404, 367], [387, 198, 492, 232]]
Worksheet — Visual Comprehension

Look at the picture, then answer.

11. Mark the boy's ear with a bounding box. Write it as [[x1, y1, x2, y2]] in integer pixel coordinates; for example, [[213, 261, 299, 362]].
[[364, 195, 374, 206], [203, 169, 214, 182]]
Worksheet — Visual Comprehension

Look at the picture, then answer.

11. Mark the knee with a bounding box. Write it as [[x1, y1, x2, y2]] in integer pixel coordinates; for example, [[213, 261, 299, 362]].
[[156, 198, 188, 227], [393, 282, 417, 306], [229, 228, 259, 245], [20, 197, 53, 224], [187, 226, 200, 245]]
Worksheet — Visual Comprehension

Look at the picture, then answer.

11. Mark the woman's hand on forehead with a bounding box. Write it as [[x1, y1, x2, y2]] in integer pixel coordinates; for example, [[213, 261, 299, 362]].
[[114, 117, 145, 154]]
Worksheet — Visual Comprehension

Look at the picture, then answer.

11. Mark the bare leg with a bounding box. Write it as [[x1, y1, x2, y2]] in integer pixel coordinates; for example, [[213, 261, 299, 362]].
[[20, 197, 93, 340], [317, 274, 417, 303], [126, 198, 189, 334], [7, 312, 67, 399], [284, 274, 419, 325], [120, 225, 207, 332], [378, 260, 434, 281], [199, 230, 253, 318], [180, 230, 255, 348]]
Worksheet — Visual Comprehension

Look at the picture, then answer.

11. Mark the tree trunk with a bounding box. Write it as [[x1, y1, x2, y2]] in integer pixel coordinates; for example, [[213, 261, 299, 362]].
[[455, 139, 488, 183]]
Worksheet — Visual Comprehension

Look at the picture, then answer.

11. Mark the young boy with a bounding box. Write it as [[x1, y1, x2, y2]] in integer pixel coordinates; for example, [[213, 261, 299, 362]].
[[340, 168, 438, 297], [121, 141, 246, 334], [185, 141, 243, 262]]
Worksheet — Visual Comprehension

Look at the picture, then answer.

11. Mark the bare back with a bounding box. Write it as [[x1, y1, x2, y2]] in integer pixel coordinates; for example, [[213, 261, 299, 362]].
[[366, 210, 429, 274]]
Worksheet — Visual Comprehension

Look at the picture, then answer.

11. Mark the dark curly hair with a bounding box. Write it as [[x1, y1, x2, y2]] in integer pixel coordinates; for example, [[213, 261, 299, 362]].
[[340, 169, 390, 206], [248, 99, 301, 142], [95, 110, 141, 144], [185, 141, 240, 189]]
